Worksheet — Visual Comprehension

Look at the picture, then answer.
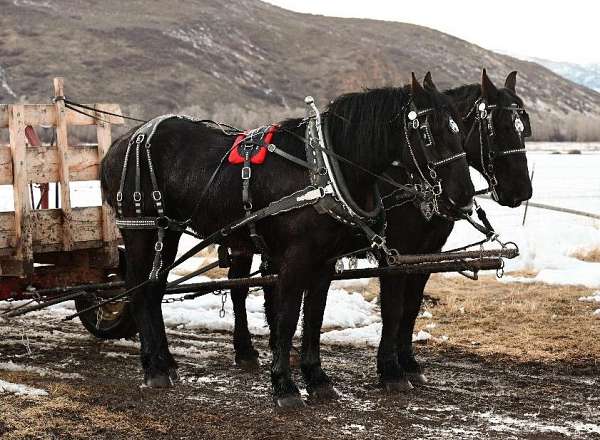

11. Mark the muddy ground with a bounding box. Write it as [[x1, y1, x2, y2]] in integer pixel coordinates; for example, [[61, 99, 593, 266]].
[[1, 276, 599, 439]]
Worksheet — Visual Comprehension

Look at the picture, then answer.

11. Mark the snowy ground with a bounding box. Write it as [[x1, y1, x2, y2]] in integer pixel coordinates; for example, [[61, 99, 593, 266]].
[[0, 302, 598, 439]]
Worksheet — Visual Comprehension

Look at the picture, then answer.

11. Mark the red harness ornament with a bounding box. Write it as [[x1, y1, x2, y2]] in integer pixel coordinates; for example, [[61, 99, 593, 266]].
[[228, 124, 278, 165]]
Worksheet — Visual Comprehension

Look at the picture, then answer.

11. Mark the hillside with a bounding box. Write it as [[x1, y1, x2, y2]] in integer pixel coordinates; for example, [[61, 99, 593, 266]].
[[1, 0, 600, 140]]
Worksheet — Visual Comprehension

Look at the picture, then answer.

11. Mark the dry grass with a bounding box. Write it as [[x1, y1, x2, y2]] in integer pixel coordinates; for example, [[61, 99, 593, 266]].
[[417, 274, 600, 363], [0, 374, 170, 439], [571, 247, 600, 262]]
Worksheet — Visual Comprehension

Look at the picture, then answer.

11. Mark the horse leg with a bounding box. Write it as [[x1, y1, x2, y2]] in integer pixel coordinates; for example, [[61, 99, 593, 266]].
[[123, 229, 180, 387], [270, 247, 309, 408], [229, 254, 260, 370], [300, 264, 338, 402], [261, 261, 279, 354], [377, 273, 413, 392], [396, 273, 430, 385]]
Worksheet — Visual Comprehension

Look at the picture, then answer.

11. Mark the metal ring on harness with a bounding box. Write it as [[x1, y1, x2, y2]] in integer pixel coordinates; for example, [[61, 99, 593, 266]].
[[152, 191, 162, 201], [427, 163, 437, 180], [133, 192, 142, 202], [155, 216, 170, 229]]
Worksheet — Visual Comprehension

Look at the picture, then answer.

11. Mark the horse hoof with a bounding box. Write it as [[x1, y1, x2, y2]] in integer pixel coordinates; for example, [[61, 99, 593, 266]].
[[406, 372, 428, 386], [382, 378, 413, 393], [275, 395, 306, 409], [236, 357, 261, 371], [308, 384, 339, 403], [145, 374, 173, 388]]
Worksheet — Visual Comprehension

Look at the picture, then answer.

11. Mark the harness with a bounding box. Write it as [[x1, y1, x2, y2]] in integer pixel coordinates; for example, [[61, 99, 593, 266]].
[[305, 97, 390, 258], [228, 124, 279, 265], [383, 103, 467, 220], [113, 95, 463, 279], [464, 98, 530, 197]]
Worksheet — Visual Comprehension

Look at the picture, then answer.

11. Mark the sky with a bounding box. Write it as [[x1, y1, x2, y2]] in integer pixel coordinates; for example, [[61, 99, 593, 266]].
[[262, 0, 600, 64]]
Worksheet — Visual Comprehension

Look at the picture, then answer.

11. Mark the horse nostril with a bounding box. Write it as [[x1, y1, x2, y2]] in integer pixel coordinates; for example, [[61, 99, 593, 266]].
[[459, 200, 473, 214], [448, 198, 473, 215]]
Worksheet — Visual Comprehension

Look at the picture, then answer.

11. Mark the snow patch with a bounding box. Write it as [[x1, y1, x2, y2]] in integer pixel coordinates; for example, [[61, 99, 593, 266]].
[[579, 291, 600, 303], [0, 379, 48, 397], [413, 330, 432, 342], [476, 411, 600, 436], [0, 65, 17, 98], [0, 361, 82, 379]]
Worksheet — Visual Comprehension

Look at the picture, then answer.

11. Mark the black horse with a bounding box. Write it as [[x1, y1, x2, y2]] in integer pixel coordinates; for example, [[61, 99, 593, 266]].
[[376, 70, 532, 388], [229, 70, 533, 392], [100, 74, 474, 407]]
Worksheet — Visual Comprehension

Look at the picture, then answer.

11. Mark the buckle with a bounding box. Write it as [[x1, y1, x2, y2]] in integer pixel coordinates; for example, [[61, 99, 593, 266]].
[[241, 166, 251, 180], [116, 192, 123, 202], [135, 134, 145, 144], [154, 241, 163, 252], [155, 216, 170, 229], [370, 234, 386, 249], [133, 192, 142, 202], [151, 191, 162, 201]]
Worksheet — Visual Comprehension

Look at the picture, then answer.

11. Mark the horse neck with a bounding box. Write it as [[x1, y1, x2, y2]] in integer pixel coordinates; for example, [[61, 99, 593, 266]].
[[329, 120, 392, 210]]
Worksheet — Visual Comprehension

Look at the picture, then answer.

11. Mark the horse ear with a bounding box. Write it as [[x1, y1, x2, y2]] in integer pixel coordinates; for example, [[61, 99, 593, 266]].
[[481, 68, 498, 100], [411, 72, 426, 96], [423, 71, 438, 91], [505, 71, 517, 93]]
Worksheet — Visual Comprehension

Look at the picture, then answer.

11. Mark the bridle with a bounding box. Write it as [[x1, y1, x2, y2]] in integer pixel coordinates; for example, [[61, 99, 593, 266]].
[[464, 98, 530, 197], [401, 101, 467, 219]]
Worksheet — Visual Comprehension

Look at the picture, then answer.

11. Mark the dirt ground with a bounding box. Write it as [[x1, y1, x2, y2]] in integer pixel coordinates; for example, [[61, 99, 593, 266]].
[[1, 275, 599, 439]]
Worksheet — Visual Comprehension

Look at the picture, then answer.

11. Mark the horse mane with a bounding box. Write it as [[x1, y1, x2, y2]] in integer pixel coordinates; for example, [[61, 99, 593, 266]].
[[443, 83, 481, 116], [325, 87, 409, 183]]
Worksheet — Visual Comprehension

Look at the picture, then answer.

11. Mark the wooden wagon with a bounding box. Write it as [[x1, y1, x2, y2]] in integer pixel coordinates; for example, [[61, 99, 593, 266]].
[[0, 78, 138, 337], [0, 77, 123, 286]]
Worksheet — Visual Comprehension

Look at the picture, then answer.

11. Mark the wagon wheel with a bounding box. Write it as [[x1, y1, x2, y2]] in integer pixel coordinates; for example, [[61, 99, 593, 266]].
[[74, 248, 138, 339]]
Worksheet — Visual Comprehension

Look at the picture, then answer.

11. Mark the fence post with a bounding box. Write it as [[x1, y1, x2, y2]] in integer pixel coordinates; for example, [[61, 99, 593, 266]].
[[53, 77, 74, 251], [9, 104, 33, 275]]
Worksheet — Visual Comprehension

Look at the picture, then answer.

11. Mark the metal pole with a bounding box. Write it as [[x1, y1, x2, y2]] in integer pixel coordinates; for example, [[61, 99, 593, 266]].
[[480, 194, 600, 220]]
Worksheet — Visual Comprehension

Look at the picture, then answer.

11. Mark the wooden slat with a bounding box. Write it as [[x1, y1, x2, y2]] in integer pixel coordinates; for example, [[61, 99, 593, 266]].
[[0, 207, 107, 251], [0, 144, 101, 185], [96, 103, 119, 266], [0, 103, 125, 128], [0, 144, 12, 184], [0, 211, 15, 249], [8, 104, 33, 275], [54, 78, 74, 251], [32, 206, 103, 246], [0, 105, 7, 129], [30, 145, 100, 183]]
